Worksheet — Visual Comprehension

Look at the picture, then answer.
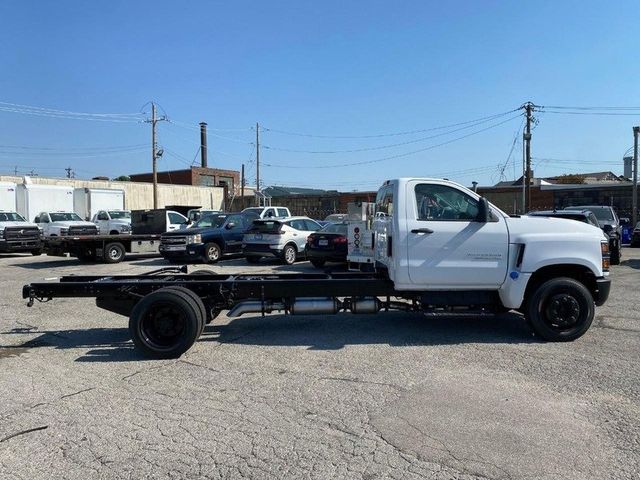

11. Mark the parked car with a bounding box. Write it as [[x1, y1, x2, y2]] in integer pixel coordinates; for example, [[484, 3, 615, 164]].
[[35, 211, 98, 237], [305, 222, 348, 268], [564, 205, 621, 264], [159, 212, 258, 264], [528, 209, 600, 227], [92, 209, 131, 234], [185, 208, 220, 227], [631, 222, 640, 247], [241, 206, 291, 219], [242, 216, 322, 265]]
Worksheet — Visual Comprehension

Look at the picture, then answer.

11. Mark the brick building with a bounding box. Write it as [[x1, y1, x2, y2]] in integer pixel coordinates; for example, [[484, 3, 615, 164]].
[[129, 167, 240, 192]]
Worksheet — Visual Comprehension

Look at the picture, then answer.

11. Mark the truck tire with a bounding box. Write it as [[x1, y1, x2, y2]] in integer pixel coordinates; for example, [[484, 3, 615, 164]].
[[610, 246, 621, 265], [188, 271, 221, 324], [525, 277, 594, 342], [31, 249, 43, 256], [76, 248, 96, 262], [160, 286, 208, 335], [104, 242, 125, 264], [204, 243, 222, 264], [282, 244, 297, 265], [129, 288, 203, 358], [310, 259, 325, 268], [246, 256, 261, 264]]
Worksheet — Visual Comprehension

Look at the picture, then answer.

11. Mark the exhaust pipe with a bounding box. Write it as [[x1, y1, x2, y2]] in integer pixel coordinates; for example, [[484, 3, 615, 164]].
[[227, 300, 285, 318]]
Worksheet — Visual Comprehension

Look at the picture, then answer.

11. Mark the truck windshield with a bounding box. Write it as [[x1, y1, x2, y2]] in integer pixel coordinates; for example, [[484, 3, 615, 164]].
[[50, 213, 83, 222], [0, 212, 26, 222], [589, 208, 614, 222], [242, 208, 264, 215], [194, 215, 227, 228], [108, 211, 131, 219]]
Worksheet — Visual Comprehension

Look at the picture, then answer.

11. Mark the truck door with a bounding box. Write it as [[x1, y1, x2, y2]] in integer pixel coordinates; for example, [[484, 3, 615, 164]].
[[95, 211, 109, 234], [405, 181, 509, 288], [223, 214, 246, 252], [167, 212, 187, 231]]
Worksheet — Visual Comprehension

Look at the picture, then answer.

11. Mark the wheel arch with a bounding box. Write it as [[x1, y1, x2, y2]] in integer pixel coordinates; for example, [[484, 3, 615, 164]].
[[525, 264, 598, 303]]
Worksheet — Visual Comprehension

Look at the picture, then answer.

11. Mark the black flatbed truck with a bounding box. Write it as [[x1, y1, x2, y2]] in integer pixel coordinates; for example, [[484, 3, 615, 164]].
[[45, 234, 162, 263]]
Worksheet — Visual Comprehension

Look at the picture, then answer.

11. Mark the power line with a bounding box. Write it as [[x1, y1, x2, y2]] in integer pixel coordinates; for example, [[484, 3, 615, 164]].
[[0, 101, 143, 117], [540, 105, 640, 111], [262, 108, 522, 139], [0, 106, 143, 123], [0, 143, 147, 151], [261, 112, 524, 154], [263, 114, 522, 169], [538, 109, 640, 117]]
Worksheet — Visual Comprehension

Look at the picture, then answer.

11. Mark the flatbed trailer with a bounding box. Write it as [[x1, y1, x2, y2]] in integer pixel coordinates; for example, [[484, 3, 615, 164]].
[[22, 268, 421, 358], [45, 234, 162, 263]]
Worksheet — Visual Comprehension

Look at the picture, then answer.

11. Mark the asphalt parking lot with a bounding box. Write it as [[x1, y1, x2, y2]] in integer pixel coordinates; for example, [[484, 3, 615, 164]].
[[0, 251, 638, 480]]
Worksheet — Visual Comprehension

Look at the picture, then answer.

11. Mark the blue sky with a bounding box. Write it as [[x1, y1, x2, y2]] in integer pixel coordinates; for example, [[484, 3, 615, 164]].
[[1, 1, 639, 190]]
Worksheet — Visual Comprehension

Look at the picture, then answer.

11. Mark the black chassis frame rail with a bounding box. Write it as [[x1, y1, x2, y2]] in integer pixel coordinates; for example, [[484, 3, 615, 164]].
[[23, 271, 399, 312]]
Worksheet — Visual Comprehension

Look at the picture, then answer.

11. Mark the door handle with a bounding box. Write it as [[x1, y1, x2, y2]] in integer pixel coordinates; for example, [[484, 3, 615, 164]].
[[411, 228, 434, 234]]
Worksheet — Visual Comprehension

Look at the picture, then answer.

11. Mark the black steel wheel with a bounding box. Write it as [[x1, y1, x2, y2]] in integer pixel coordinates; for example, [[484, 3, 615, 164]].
[[129, 288, 202, 358], [525, 277, 594, 342], [282, 244, 297, 265], [204, 243, 222, 264], [104, 242, 125, 264], [76, 248, 96, 262], [161, 286, 207, 335]]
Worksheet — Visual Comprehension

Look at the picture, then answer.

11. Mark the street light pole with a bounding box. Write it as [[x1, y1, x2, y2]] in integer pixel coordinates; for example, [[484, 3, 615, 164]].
[[633, 126, 639, 228]]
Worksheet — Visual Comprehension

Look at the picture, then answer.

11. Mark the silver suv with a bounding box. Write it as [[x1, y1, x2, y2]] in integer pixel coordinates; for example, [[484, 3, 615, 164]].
[[242, 216, 321, 265]]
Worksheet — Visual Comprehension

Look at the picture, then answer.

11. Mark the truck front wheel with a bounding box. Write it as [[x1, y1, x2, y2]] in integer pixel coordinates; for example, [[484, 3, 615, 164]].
[[525, 277, 594, 342], [104, 242, 125, 263], [204, 243, 221, 263]]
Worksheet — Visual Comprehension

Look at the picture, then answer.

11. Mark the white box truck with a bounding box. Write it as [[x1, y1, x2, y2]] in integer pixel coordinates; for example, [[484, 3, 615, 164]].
[[16, 184, 74, 223], [0, 182, 17, 211], [73, 188, 125, 221]]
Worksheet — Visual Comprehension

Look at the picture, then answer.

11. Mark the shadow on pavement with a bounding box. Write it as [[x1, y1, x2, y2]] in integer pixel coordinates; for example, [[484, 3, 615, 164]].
[[1, 311, 536, 362], [620, 258, 640, 270], [13, 258, 87, 269], [201, 311, 536, 350]]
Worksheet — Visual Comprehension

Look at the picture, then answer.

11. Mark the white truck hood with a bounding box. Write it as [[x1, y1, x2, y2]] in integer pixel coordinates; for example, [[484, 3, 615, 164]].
[[51, 221, 97, 228], [505, 215, 607, 242], [0, 221, 39, 228]]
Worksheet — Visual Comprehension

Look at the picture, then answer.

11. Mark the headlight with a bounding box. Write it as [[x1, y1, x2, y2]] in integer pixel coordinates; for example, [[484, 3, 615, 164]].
[[59, 228, 69, 236], [187, 234, 202, 244], [121, 224, 131, 232]]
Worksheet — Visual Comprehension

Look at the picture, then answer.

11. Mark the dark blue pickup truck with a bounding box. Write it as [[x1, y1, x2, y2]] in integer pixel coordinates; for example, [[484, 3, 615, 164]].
[[159, 212, 258, 263]]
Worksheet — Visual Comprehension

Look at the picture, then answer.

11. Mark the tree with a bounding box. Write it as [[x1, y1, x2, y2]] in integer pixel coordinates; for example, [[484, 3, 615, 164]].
[[112, 175, 131, 182], [554, 174, 585, 184]]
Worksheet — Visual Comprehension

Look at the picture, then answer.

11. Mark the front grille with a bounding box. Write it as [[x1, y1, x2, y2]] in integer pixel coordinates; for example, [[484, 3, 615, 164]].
[[161, 236, 187, 246], [68, 226, 98, 236], [4, 227, 40, 241]]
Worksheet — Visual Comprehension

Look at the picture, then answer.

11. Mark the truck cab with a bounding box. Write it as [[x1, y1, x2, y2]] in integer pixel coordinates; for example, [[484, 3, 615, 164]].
[[373, 178, 610, 339], [92, 210, 132, 235], [35, 211, 98, 237], [0, 211, 42, 255]]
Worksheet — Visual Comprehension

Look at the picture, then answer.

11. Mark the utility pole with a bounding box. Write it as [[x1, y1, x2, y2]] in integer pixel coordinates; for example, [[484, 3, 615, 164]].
[[255, 122, 260, 206], [523, 102, 534, 212], [241, 163, 245, 210], [65, 166, 73, 179], [145, 102, 167, 209], [633, 126, 639, 228]]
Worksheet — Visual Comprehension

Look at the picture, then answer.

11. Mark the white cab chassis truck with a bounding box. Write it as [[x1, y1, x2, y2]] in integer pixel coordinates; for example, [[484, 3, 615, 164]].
[[23, 178, 611, 358]]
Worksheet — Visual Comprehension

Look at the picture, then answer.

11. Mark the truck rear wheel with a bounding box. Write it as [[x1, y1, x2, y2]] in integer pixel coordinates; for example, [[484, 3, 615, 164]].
[[161, 286, 208, 335], [525, 277, 594, 342], [104, 242, 125, 263], [31, 249, 43, 256], [129, 288, 203, 358]]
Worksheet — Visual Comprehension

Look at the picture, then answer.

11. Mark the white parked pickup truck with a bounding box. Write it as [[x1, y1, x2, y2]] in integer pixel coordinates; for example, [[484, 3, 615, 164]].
[[91, 209, 132, 235], [241, 206, 291, 219], [23, 177, 612, 358], [35, 211, 98, 237]]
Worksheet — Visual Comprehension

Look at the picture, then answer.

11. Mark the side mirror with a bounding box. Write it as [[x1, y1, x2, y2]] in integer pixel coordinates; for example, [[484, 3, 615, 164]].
[[476, 197, 492, 223], [226, 222, 236, 229]]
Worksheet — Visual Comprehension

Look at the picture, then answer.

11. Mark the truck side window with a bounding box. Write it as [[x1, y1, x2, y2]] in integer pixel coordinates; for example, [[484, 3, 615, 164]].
[[277, 208, 288, 217], [415, 184, 479, 221], [168, 212, 186, 224], [98, 212, 108, 220], [375, 185, 394, 218]]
